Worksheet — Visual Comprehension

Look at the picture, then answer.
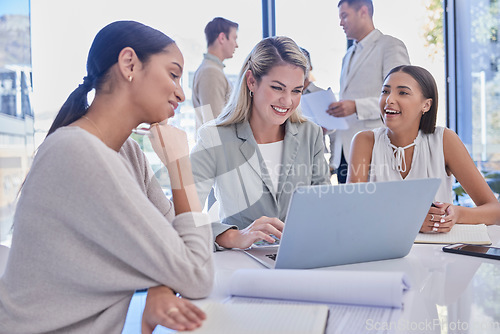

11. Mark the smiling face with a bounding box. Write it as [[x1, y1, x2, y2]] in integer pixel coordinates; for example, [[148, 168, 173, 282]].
[[133, 43, 185, 123], [379, 71, 432, 133], [247, 64, 305, 131]]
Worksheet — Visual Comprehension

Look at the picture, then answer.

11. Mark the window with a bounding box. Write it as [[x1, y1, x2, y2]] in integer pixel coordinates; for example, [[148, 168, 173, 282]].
[[446, 0, 500, 171], [0, 0, 33, 246]]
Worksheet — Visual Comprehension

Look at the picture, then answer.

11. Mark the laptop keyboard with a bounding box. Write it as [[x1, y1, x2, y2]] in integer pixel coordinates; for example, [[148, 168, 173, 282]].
[[252, 235, 280, 247]]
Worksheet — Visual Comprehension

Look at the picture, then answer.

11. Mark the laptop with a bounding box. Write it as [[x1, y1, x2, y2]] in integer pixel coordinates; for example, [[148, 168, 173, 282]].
[[244, 178, 441, 269]]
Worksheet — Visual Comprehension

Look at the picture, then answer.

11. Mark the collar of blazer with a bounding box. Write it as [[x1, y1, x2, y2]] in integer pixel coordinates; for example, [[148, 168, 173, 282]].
[[341, 29, 383, 94], [235, 118, 299, 141], [235, 119, 300, 198]]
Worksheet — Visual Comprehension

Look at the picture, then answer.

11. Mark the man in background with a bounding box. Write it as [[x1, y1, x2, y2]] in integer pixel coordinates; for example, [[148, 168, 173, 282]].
[[193, 17, 239, 135], [327, 0, 410, 183]]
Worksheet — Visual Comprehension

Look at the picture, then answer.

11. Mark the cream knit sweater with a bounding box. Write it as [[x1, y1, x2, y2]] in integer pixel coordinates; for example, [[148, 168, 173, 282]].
[[0, 127, 213, 333]]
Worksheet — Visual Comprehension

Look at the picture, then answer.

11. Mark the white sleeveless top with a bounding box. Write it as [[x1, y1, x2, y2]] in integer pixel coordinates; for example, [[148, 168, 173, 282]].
[[369, 126, 454, 203]]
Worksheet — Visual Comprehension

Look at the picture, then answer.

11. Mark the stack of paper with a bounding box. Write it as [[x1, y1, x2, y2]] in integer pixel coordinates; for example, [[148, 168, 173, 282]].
[[190, 302, 329, 334], [190, 269, 409, 333], [414, 224, 492, 245]]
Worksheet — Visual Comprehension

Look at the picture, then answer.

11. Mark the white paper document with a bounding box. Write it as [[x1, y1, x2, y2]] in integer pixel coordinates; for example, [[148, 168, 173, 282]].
[[227, 296, 400, 334], [190, 302, 328, 334], [300, 88, 349, 130], [414, 224, 492, 245], [327, 304, 401, 334], [229, 268, 410, 308]]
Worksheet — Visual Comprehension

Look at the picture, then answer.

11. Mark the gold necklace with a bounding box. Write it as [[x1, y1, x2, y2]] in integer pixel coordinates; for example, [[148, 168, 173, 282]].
[[82, 115, 105, 141]]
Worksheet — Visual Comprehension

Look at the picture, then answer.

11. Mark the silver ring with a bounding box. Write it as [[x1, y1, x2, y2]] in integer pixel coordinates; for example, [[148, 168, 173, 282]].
[[430, 214, 434, 221]]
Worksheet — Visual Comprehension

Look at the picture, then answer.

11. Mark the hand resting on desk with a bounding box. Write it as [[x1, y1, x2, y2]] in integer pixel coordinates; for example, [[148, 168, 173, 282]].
[[215, 216, 284, 249], [142, 286, 206, 333]]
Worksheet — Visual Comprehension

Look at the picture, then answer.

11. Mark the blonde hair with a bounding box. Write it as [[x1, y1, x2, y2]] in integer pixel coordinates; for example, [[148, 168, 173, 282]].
[[217, 36, 309, 126]]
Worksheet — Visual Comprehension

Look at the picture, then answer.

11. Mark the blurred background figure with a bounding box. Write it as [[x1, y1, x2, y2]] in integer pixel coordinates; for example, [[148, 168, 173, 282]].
[[326, 0, 410, 183], [192, 17, 239, 136]]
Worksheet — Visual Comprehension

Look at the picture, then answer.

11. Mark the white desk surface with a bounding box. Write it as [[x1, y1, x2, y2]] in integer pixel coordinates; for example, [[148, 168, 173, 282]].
[[123, 225, 500, 333]]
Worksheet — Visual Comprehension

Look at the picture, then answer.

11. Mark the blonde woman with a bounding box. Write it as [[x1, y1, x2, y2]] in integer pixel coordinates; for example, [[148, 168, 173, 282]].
[[191, 36, 330, 250]]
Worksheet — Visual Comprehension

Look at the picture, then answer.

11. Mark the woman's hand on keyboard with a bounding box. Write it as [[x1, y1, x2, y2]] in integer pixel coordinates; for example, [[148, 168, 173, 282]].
[[215, 216, 284, 249]]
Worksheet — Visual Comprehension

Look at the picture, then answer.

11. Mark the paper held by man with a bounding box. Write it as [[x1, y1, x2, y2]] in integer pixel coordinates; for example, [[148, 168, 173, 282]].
[[300, 88, 349, 130]]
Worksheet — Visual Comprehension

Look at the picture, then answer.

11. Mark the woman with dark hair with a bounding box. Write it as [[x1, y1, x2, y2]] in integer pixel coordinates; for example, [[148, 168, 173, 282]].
[[348, 65, 500, 232], [0, 21, 213, 333]]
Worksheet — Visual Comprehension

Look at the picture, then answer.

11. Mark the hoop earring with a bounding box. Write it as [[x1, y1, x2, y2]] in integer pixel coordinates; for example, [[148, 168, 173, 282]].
[[128, 76, 133, 82], [249, 90, 253, 97]]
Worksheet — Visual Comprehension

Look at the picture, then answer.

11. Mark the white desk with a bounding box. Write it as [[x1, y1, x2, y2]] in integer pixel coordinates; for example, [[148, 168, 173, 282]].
[[123, 225, 500, 333]]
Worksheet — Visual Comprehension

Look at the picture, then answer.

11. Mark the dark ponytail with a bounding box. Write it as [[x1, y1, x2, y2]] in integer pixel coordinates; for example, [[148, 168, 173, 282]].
[[46, 20, 175, 136], [46, 77, 93, 136]]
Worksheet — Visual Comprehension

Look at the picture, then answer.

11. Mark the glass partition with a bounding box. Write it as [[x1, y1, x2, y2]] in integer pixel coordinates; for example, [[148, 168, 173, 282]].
[[0, 0, 33, 246], [448, 0, 500, 171], [445, 0, 500, 205]]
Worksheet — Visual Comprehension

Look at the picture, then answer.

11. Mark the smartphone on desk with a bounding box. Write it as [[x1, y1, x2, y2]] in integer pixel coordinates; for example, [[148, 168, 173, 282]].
[[443, 243, 500, 260]]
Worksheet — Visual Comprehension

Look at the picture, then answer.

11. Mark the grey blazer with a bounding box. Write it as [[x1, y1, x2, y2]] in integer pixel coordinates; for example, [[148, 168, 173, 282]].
[[190, 119, 331, 238]]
